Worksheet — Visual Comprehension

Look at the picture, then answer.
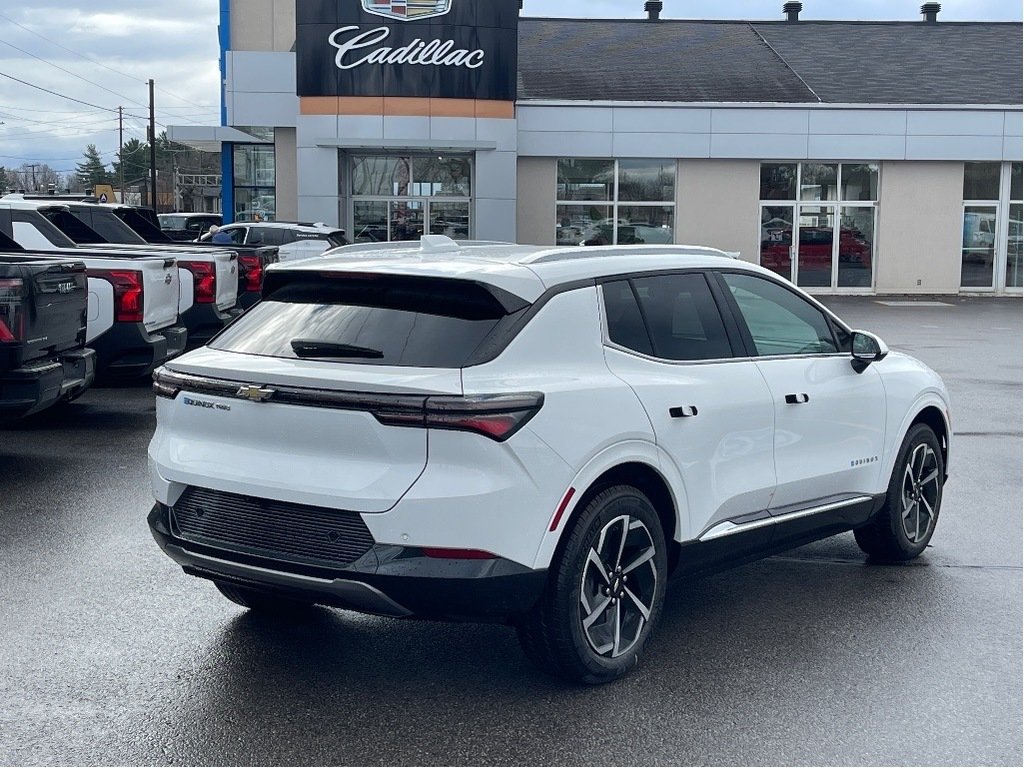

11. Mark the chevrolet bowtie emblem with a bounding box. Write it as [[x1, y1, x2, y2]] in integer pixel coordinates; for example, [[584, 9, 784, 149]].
[[237, 385, 276, 403]]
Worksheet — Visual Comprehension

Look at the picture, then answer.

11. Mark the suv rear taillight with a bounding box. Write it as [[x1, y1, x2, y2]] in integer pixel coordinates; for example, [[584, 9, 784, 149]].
[[93, 270, 144, 323], [237, 255, 262, 293], [380, 393, 545, 442], [180, 261, 216, 303], [0, 278, 25, 342], [152, 368, 544, 443]]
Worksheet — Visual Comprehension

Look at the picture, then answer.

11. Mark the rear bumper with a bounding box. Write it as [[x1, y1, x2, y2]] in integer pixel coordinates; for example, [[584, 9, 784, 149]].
[[148, 503, 547, 622], [180, 303, 241, 349], [93, 323, 188, 381], [0, 348, 96, 418]]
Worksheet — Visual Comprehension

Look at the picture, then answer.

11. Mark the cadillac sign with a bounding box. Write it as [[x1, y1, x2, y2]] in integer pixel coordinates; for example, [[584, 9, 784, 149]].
[[296, 0, 519, 101]]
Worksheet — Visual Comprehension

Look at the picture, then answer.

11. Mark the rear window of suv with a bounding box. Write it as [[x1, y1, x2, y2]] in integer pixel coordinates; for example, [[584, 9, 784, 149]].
[[209, 274, 524, 368]]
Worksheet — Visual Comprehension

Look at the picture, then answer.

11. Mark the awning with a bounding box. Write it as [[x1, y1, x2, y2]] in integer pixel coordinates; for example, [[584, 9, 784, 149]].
[[166, 126, 272, 153]]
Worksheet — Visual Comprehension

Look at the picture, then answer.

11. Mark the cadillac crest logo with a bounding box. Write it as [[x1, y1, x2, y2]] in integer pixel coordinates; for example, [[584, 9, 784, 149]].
[[362, 0, 452, 21]]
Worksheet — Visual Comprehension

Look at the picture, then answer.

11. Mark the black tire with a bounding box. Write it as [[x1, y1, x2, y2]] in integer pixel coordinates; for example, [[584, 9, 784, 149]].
[[855, 423, 944, 562], [516, 485, 668, 684], [214, 582, 315, 613]]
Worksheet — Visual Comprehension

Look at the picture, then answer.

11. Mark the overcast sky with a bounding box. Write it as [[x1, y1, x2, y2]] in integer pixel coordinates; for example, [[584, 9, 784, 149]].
[[0, 0, 1020, 176]]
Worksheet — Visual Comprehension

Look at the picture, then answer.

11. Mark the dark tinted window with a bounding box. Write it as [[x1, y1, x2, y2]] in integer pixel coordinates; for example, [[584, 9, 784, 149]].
[[631, 273, 733, 361], [248, 227, 286, 246], [602, 280, 653, 356], [722, 272, 838, 356], [210, 275, 517, 368], [83, 209, 147, 244]]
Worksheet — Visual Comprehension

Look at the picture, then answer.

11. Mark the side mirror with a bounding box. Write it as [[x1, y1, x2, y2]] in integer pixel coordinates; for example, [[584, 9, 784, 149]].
[[851, 330, 889, 373]]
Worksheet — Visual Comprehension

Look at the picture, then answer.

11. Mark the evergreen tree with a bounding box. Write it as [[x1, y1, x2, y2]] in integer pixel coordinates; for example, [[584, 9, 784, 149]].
[[112, 138, 149, 185], [75, 144, 110, 189], [0, 166, 8, 194]]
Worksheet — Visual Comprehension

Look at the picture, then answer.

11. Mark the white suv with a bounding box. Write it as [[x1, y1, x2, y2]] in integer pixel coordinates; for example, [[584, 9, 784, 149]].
[[148, 238, 951, 683], [199, 221, 347, 262]]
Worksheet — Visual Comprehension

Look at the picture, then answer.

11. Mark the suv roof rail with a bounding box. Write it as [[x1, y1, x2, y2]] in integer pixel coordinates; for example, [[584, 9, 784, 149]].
[[520, 244, 734, 265]]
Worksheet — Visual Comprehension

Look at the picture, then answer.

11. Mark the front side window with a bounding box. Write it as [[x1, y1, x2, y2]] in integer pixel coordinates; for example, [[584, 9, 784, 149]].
[[722, 272, 838, 356], [557, 158, 676, 246]]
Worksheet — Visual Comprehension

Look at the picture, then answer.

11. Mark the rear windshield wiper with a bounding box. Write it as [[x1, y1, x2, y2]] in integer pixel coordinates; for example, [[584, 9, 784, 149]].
[[290, 339, 384, 359]]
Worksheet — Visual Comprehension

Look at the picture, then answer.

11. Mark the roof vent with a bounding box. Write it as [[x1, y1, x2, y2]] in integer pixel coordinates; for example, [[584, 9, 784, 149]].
[[645, 1, 663, 20], [921, 2, 941, 22], [783, 2, 802, 22]]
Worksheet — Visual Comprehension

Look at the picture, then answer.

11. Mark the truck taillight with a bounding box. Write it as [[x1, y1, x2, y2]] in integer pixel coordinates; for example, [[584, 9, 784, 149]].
[[237, 255, 263, 293], [94, 270, 144, 323], [180, 261, 216, 303], [0, 278, 25, 342]]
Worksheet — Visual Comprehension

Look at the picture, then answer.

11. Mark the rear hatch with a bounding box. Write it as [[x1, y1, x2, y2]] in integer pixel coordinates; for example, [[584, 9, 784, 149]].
[[0, 256, 87, 370], [137, 257, 181, 331], [151, 270, 532, 512]]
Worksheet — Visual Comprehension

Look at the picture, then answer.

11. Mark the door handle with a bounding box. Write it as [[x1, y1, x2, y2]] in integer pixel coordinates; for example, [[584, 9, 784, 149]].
[[785, 393, 810, 404], [669, 405, 699, 418]]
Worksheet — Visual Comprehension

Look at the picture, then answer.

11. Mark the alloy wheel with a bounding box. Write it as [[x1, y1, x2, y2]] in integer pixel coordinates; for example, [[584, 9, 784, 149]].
[[901, 443, 941, 544], [579, 514, 659, 658]]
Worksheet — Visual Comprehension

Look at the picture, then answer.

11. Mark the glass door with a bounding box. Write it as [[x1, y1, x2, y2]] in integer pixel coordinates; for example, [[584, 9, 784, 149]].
[[796, 205, 835, 288], [760, 204, 795, 282]]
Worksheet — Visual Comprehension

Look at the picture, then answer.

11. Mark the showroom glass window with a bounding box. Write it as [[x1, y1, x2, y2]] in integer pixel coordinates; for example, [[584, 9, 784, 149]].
[[963, 161, 1024, 291], [759, 162, 879, 291], [348, 154, 472, 243], [556, 159, 676, 246], [233, 129, 276, 223]]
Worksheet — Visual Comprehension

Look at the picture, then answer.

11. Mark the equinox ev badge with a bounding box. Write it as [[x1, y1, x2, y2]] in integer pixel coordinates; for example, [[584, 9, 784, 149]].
[[182, 396, 231, 412], [237, 385, 276, 403], [362, 0, 452, 21], [56, 282, 75, 294]]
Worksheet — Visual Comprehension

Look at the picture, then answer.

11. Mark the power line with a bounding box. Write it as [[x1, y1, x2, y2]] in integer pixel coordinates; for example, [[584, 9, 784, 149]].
[[0, 37, 149, 110], [0, 11, 218, 112], [0, 70, 122, 113]]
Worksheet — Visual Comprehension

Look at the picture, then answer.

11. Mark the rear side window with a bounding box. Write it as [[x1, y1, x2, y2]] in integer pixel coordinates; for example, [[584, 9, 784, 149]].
[[210, 275, 521, 368], [602, 273, 733, 361], [635, 273, 733, 361]]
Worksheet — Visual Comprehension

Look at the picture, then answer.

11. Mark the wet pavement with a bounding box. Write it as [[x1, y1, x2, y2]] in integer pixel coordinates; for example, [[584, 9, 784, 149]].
[[0, 296, 1020, 766]]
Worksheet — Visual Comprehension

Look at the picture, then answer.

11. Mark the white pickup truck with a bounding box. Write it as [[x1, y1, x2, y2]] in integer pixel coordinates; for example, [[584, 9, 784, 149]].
[[0, 203, 186, 381], [2, 195, 239, 349]]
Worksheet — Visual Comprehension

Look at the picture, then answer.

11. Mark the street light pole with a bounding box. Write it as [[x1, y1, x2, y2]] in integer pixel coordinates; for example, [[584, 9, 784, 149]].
[[148, 79, 157, 211]]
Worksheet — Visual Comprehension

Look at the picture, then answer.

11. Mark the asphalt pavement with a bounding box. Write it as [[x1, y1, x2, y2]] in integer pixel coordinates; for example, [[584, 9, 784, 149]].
[[0, 296, 1020, 766]]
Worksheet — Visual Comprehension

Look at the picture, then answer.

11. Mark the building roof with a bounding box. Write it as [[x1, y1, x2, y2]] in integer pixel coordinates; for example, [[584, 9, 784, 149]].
[[517, 19, 1023, 105]]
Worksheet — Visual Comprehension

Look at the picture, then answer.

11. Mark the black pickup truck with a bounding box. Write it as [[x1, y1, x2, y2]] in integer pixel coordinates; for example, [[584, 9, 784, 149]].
[[0, 253, 95, 420]]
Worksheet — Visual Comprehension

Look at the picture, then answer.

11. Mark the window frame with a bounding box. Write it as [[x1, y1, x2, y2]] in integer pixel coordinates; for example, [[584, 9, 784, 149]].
[[962, 161, 1023, 293], [557, 158, 677, 247], [758, 161, 880, 293]]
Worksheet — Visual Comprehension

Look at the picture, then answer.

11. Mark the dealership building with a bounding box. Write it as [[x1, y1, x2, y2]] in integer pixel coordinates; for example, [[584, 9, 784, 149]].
[[170, 0, 1023, 294]]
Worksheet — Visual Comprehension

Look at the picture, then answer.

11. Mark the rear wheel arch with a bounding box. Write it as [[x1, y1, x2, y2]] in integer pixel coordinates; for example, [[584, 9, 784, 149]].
[[554, 462, 681, 576]]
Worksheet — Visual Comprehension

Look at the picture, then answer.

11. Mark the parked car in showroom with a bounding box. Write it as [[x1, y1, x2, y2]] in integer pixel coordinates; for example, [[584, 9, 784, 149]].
[[147, 237, 951, 684], [198, 221, 347, 262]]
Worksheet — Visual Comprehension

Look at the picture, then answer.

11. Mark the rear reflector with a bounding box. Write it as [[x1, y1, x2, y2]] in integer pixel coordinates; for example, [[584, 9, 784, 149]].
[[93, 270, 143, 323], [422, 547, 497, 560], [549, 487, 576, 532]]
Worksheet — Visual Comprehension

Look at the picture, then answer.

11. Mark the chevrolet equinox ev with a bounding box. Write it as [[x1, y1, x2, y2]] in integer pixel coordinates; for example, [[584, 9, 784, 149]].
[[148, 238, 951, 684]]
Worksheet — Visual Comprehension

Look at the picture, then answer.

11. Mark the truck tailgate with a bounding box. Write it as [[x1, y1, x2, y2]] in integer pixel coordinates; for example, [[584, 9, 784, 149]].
[[140, 257, 180, 332]]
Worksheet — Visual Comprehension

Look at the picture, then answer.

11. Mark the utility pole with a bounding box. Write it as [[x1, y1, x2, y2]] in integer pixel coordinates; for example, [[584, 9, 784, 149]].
[[25, 163, 39, 192], [118, 106, 124, 203], [148, 79, 157, 212]]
